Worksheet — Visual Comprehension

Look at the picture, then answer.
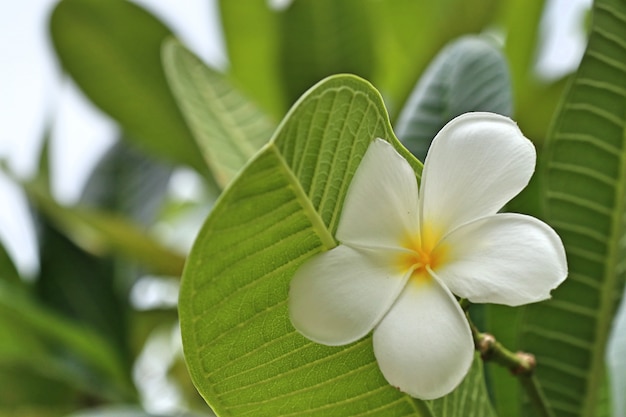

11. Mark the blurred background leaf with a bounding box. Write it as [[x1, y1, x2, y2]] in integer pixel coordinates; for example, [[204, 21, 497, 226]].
[[219, 0, 285, 120], [278, 0, 375, 105], [370, 0, 501, 116], [0, 280, 135, 408], [0, 241, 20, 285], [395, 35, 513, 162], [163, 40, 275, 189], [49, 0, 210, 177], [26, 182, 185, 278], [428, 354, 497, 417]]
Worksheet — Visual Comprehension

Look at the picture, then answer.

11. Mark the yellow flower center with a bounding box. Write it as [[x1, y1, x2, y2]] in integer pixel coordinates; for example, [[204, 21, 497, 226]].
[[398, 225, 448, 283]]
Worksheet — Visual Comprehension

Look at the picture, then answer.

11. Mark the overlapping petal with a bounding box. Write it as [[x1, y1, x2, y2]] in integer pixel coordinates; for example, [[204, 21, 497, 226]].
[[372, 277, 474, 399], [289, 245, 411, 346], [337, 139, 419, 249], [420, 113, 536, 235], [435, 213, 568, 306]]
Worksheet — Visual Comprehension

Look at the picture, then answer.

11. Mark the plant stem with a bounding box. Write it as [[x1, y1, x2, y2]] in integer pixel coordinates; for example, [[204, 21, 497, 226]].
[[465, 311, 556, 417]]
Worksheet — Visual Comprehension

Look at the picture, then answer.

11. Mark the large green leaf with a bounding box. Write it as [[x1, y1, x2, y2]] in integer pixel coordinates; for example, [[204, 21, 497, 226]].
[[500, 0, 545, 103], [395, 35, 513, 161], [163, 40, 275, 189], [370, 0, 500, 117], [219, 0, 285, 119], [278, 0, 375, 105], [36, 218, 129, 362], [180, 74, 496, 416], [428, 354, 496, 417], [49, 0, 208, 175], [520, 1, 626, 416]]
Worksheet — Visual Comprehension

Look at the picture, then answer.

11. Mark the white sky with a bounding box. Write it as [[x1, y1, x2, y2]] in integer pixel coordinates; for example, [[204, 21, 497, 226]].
[[0, 0, 591, 277]]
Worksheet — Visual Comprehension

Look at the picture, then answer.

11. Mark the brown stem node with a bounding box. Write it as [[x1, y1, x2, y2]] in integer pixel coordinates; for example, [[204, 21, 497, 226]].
[[512, 351, 536, 375], [478, 333, 496, 358]]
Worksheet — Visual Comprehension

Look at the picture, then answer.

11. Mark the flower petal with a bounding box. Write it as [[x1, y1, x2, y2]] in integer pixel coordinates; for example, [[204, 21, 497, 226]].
[[436, 213, 567, 306], [420, 112, 536, 235], [337, 138, 419, 249], [372, 277, 474, 400], [289, 245, 410, 346]]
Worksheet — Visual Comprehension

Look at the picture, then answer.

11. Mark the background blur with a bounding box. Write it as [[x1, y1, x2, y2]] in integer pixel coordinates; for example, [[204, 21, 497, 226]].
[[0, 0, 593, 416], [1, 0, 591, 277]]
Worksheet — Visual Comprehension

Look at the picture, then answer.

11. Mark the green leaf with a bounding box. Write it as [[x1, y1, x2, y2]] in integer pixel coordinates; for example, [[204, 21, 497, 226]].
[[500, 0, 546, 101], [219, 0, 285, 119], [79, 140, 173, 226], [26, 184, 185, 277], [0, 280, 134, 401], [594, 374, 612, 417], [370, 0, 501, 116], [395, 35, 513, 161], [0, 365, 79, 417], [428, 354, 497, 417], [49, 0, 208, 174], [180, 75, 433, 416], [278, 0, 375, 105], [36, 218, 129, 363], [482, 305, 524, 417], [499, 0, 570, 145], [607, 293, 626, 417], [0, 315, 79, 417], [520, 0, 626, 416], [163, 40, 275, 189], [499, 0, 571, 143], [0, 239, 19, 284], [77, 138, 175, 295]]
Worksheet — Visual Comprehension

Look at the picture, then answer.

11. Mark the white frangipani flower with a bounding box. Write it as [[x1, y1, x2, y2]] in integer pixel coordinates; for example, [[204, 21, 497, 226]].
[[289, 112, 567, 400]]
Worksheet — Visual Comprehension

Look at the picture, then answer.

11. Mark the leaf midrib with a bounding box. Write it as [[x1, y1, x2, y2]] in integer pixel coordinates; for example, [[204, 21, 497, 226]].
[[583, 96, 626, 417], [581, 3, 626, 415], [270, 144, 337, 250], [192, 62, 262, 161]]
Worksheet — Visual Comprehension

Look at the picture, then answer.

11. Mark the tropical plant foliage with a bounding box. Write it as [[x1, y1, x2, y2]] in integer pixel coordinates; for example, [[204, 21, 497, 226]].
[[3, 0, 626, 416]]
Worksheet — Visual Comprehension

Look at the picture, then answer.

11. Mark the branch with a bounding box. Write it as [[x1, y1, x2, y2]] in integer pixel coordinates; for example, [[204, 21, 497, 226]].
[[461, 302, 555, 417]]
